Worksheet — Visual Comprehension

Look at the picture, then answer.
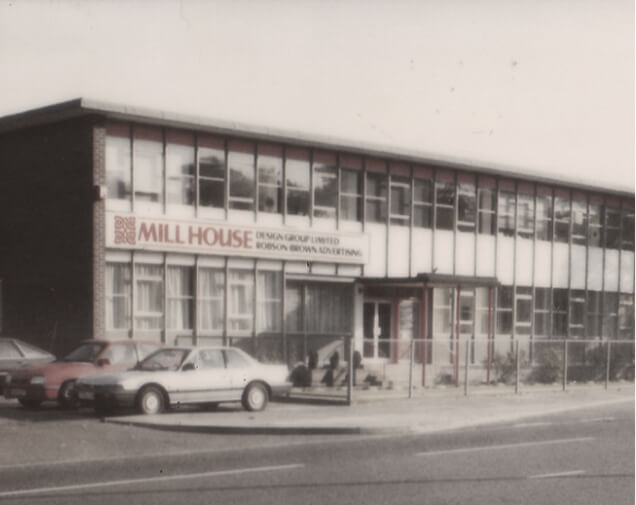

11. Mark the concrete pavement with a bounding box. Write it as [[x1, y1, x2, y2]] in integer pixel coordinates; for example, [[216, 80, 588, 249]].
[[104, 384, 635, 435]]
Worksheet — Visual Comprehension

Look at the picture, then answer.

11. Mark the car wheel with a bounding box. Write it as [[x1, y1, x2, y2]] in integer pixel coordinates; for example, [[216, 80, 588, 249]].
[[58, 380, 78, 409], [242, 382, 268, 412], [18, 398, 42, 409], [137, 386, 165, 415]]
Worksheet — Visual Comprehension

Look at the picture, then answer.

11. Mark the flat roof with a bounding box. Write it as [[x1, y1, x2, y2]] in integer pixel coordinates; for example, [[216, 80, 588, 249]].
[[0, 97, 633, 198]]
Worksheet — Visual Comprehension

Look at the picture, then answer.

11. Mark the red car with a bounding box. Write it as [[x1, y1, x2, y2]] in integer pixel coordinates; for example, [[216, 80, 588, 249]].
[[4, 339, 161, 408]]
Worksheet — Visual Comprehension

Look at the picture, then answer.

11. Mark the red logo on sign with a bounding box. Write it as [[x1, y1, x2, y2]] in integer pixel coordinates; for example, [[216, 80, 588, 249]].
[[114, 216, 136, 245]]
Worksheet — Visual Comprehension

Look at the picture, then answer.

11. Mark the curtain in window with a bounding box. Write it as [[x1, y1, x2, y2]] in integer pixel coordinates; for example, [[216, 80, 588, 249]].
[[256, 271, 281, 332], [198, 268, 225, 331], [135, 264, 163, 329], [229, 270, 254, 331], [106, 263, 130, 330], [167, 266, 193, 330], [305, 284, 351, 333]]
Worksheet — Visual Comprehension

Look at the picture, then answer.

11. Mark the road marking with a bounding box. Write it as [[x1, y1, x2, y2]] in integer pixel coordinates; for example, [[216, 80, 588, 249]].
[[416, 437, 594, 457], [0, 463, 304, 498], [513, 422, 553, 428], [529, 470, 585, 479]]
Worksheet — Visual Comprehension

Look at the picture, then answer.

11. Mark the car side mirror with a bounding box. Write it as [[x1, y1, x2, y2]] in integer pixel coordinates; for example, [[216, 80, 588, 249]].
[[182, 363, 196, 372], [96, 358, 111, 367]]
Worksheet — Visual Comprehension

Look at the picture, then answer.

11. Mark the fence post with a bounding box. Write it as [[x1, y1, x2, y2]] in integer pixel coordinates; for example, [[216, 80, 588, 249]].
[[562, 340, 568, 392], [515, 339, 520, 394], [408, 339, 414, 399], [605, 340, 611, 391], [346, 335, 353, 406], [464, 338, 470, 396]]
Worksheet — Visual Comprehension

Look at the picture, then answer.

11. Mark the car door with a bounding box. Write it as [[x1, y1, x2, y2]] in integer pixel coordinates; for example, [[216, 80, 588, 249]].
[[173, 349, 232, 404], [223, 349, 253, 397]]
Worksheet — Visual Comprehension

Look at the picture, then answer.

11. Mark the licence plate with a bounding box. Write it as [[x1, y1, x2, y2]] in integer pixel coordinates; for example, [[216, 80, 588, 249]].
[[9, 388, 26, 397], [78, 391, 94, 400]]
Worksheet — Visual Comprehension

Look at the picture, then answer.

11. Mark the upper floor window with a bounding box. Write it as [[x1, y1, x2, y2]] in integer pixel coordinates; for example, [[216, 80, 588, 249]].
[[571, 197, 587, 246], [198, 136, 225, 209], [498, 189, 515, 237], [228, 140, 255, 210], [457, 177, 476, 232], [413, 177, 433, 228], [166, 131, 195, 206], [604, 204, 621, 249], [535, 190, 553, 241], [366, 171, 388, 223], [621, 206, 634, 251], [340, 155, 363, 222], [313, 151, 338, 219], [390, 175, 411, 226], [553, 193, 570, 243], [133, 126, 163, 204], [105, 123, 131, 201], [435, 175, 455, 230], [588, 200, 603, 247], [286, 148, 310, 216], [477, 181, 496, 235], [517, 189, 534, 239], [257, 143, 283, 213]]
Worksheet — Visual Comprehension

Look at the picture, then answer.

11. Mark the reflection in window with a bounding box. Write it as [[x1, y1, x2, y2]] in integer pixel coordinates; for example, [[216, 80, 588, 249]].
[[457, 181, 476, 232], [390, 176, 410, 226], [106, 134, 131, 201], [134, 138, 163, 203], [571, 200, 587, 245], [166, 143, 195, 206], [198, 268, 225, 331], [435, 180, 455, 230], [534, 287, 550, 337], [536, 194, 553, 241], [286, 149, 310, 216], [199, 142, 225, 208], [135, 264, 163, 330], [496, 286, 513, 335], [106, 263, 131, 330], [228, 143, 255, 210], [478, 187, 496, 235], [256, 271, 282, 332], [167, 266, 194, 330], [554, 195, 570, 243], [313, 153, 338, 218], [498, 190, 515, 236], [257, 144, 283, 213], [413, 178, 433, 228], [340, 169, 362, 221], [552, 288, 568, 336], [366, 173, 388, 223], [588, 202, 603, 247], [229, 270, 254, 332], [517, 193, 534, 239]]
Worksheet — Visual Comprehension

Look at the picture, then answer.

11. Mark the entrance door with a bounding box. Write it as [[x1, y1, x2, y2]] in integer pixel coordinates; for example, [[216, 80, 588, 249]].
[[363, 301, 391, 359]]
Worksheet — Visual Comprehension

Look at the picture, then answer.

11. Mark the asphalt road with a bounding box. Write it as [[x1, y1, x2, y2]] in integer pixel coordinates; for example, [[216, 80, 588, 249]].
[[0, 400, 633, 504]]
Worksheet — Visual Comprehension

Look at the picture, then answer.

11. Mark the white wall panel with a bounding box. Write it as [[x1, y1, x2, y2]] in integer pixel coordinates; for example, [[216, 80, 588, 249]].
[[388, 226, 410, 277], [455, 232, 475, 276], [604, 250, 619, 292], [496, 236, 514, 285], [515, 238, 533, 286], [552, 243, 569, 288], [411, 229, 432, 275], [364, 223, 386, 277], [587, 247, 603, 291], [620, 251, 634, 293], [433, 230, 453, 274], [476, 235, 495, 277], [570, 245, 586, 290], [534, 241, 551, 287]]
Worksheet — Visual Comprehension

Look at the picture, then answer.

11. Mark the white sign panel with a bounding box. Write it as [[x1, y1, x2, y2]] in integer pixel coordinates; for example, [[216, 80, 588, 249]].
[[106, 213, 369, 264]]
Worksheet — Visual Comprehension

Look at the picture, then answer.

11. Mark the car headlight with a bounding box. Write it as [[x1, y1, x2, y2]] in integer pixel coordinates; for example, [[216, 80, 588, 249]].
[[4, 375, 11, 385], [30, 376, 46, 385]]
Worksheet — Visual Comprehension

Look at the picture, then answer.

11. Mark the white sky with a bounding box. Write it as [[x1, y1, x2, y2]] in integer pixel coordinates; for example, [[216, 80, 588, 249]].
[[1, 0, 634, 192]]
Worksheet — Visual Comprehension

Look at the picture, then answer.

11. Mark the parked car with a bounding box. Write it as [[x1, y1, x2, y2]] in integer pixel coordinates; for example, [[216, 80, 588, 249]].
[[0, 338, 56, 394], [4, 339, 161, 408], [75, 346, 292, 415]]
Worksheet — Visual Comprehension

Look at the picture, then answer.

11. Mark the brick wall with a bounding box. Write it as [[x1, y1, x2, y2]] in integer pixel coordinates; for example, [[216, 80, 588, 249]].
[[0, 117, 100, 356]]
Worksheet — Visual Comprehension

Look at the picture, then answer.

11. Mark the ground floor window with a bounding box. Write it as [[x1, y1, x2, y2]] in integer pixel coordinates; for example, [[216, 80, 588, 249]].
[[106, 263, 131, 330]]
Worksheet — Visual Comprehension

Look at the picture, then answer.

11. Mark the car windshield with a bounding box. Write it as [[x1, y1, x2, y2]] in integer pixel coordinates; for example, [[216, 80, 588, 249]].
[[62, 343, 107, 363], [137, 349, 190, 371]]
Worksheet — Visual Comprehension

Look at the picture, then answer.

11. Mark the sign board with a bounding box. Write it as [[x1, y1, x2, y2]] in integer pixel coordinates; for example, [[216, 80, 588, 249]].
[[106, 213, 369, 264]]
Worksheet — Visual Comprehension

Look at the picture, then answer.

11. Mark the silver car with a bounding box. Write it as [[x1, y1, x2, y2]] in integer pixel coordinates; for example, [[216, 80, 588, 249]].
[[75, 346, 291, 415]]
